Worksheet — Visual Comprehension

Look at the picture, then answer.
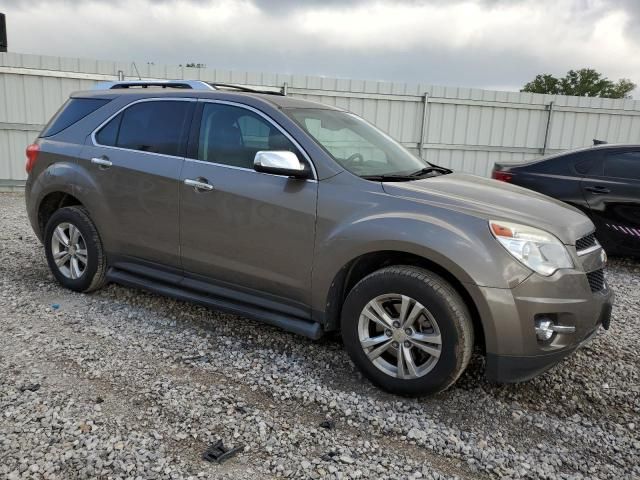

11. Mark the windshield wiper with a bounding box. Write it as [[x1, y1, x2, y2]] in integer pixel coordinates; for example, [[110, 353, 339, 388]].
[[408, 166, 453, 177], [361, 174, 419, 182], [361, 165, 453, 182]]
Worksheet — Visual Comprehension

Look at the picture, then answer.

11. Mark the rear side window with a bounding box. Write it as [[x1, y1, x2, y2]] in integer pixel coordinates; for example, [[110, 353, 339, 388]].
[[41, 98, 110, 137], [96, 113, 122, 146], [95, 100, 191, 156], [604, 152, 640, 180], [574, 159, 594, 174]]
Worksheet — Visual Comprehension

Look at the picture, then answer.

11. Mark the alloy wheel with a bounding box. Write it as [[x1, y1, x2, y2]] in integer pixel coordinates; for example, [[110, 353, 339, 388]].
[[358, 293, 442, 379], [50, 222, 88, 280]]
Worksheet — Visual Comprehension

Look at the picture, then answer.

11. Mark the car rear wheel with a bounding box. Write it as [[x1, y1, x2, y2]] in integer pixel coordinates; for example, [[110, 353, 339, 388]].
[[341, 266, 474, 395], [44, 206, 107, 293]]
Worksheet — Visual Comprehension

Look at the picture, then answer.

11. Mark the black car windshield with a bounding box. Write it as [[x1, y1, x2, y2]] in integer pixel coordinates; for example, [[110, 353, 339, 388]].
[[287, 108, 448, 180]]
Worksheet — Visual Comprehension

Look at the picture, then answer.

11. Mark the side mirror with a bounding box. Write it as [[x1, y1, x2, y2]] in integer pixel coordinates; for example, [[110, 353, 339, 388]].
[[253, 151, 310, 179]]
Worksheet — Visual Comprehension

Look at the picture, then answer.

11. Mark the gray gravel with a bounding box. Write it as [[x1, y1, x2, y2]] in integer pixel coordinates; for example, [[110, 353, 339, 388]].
[[0, 192, 638, 480]]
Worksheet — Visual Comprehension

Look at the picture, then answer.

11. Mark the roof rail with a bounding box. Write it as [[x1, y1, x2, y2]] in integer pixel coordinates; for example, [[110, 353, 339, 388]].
[[93, 80, 285, 95], [208, 83, 285, 96], [93, 80, 215, 90]]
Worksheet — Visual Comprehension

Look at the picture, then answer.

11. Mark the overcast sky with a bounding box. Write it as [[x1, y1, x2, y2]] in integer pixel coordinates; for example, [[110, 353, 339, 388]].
[[2, 0, 638, 93]]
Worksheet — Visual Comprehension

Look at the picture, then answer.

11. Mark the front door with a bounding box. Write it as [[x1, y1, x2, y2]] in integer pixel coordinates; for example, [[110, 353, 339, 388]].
[[179, 101, 318, 307], [81, 98, 194, 268], [581, 149, 640, 255]]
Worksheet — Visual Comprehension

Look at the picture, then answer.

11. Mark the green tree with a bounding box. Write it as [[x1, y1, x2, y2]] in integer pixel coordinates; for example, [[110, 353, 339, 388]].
[[522, 68, 635, 99], [521, 74, 561, 95]]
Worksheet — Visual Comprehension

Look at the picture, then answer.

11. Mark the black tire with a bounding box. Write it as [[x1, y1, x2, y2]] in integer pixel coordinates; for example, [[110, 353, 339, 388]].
[[341, 266, 474, 396], [44, 206, 107, 293]]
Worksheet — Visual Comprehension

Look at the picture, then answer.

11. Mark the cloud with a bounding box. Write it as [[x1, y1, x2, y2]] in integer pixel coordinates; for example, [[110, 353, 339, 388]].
[[1, 0, 638, 93]]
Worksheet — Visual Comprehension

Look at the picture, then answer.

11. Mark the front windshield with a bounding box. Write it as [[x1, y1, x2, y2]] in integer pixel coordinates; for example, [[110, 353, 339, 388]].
[[287, 108, 434, 178]]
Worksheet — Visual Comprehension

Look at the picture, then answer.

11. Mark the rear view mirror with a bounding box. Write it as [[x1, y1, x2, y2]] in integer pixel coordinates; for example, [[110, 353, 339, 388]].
[[253, 151, 309, 179]]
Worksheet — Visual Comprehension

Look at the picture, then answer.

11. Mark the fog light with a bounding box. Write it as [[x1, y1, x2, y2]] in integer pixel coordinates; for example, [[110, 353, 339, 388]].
[[535, 318, 554, 342]]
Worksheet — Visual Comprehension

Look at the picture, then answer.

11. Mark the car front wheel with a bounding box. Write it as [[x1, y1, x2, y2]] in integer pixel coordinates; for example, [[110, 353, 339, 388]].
[[341, 266, 474, 395]]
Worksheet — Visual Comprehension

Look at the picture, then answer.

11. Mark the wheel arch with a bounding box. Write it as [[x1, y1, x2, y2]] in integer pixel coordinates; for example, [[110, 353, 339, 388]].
[[37, 191, 84, 238], [322, 250, 486, 353], [30, 159, 113, 250]]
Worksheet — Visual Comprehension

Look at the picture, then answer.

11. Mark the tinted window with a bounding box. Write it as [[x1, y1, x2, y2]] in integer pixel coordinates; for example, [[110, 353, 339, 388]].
[[95, 113, 121, 146], [117, 101, 191, 156], [604, 152, 640, 180], [197, 103, 298, 168], [524, 154, 574, 175], [574, 158, 594, 175], [41, 98, 110, 137], [96, 101, 191, 156]]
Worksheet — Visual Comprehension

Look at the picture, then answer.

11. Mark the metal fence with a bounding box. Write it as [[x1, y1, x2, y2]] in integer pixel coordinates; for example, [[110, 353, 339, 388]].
[[2, 51, 640, 189]]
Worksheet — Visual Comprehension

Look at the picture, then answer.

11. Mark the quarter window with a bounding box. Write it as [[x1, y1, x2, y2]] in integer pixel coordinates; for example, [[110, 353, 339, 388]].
[[42, 98, 110, 137], [196, 103, 299, 169], [95, 113, 121, 146], [604, 152, 640, 180], [95, 100, 191, 156]]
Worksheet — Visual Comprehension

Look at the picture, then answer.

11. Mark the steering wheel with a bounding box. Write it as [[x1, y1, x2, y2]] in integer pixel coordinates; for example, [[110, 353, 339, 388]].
[[344, 153, 365, 168]]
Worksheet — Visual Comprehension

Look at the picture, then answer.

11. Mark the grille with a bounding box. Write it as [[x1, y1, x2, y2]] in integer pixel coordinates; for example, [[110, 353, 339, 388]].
[[586, 269, 605, 292], [576, 233, 597, 252]]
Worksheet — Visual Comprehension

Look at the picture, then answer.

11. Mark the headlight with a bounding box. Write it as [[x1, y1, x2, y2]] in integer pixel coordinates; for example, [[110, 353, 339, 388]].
[[489, 220, 573, 276]]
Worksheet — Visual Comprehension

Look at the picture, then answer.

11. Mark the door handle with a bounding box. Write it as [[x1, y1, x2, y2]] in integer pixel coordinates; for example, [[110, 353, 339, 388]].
[[91, 157, 112, 168], [184, 178, 214, 191], [585, 186, 610, 194]]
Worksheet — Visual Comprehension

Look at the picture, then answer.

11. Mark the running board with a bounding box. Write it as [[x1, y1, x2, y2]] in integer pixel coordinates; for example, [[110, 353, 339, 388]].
[[106, 268, 323, 339]]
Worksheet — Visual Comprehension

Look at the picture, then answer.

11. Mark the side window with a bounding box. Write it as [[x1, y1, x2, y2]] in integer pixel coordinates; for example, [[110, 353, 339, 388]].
[[95, 113, 121, 146], [42, 98, 110, 137], [574, 158, 593, 175], [573, 154, 602, 176], [197, 103, 299, 169], [604, 152, 640, 180], [95, 101, 191, 156], [237, 115, 271, 149]]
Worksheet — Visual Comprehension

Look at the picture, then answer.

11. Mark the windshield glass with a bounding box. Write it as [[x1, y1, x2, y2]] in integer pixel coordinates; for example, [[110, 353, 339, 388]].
[[287, 108, 433, 178]]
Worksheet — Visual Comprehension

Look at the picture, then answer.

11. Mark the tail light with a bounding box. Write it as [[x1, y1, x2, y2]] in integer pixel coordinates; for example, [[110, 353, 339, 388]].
[[492, 170, 512, 182], [25, 143, 40, 173]]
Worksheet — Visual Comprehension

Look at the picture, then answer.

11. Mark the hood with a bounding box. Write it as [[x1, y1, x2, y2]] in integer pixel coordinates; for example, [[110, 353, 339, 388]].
[[382, 173, 593, 245]]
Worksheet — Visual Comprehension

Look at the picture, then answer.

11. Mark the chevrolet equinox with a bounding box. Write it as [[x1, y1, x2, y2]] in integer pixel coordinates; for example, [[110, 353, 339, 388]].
[[25, 80, 614, 395]]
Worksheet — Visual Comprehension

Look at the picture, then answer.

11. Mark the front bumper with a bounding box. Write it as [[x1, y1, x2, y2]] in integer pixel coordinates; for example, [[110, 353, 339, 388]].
[[485, 299, 612, 382], [468, 247, 614, 383]]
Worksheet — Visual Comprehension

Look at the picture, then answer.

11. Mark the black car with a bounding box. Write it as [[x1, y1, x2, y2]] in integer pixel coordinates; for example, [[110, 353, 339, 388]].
[[492, 144, 640, 257]]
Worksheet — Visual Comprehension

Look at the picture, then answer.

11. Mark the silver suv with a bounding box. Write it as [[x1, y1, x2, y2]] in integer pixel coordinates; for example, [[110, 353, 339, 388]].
[[25, 80, 613, 395]]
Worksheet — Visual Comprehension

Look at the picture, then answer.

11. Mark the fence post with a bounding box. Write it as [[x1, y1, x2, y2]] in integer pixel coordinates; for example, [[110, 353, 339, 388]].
[[282, 82, 288, 96], [418, 92, 429, 159], [542, 101, 554, 155]]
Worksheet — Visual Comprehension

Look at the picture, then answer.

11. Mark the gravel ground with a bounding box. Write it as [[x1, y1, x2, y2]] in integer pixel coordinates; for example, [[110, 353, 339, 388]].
[[0, 192, 638, 480]]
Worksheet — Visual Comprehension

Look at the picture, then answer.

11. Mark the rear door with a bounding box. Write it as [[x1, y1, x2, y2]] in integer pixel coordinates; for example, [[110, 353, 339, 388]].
[[179, 100, 318, 309], [81, 98, 194, 268], [581, 149, 640, 255]]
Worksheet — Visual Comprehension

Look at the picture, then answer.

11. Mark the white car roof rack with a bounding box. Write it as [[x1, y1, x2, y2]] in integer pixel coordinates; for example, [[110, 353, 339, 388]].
[[93, 80, 215, 90]]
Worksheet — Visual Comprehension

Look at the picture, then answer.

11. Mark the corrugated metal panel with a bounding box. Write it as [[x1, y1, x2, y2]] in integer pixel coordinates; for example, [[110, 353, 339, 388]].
[[2, 52, 640, 187]]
